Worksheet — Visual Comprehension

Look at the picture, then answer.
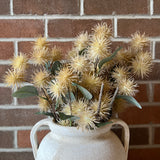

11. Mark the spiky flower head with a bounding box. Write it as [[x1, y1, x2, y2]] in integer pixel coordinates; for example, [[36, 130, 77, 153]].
[[49, 46, 63, 62], [88, 36, 111, 61], [118, 78, 137, 96], [90, 100, 111, 120], [80, 72, 102, 93], [31, 47, 49, 65], [58, 120, 71, 126], [34, 37, 49, 50], [74, 32, 89, 52], [56, 67, 77, 89], [70, 55, 88, 73], [48, 80, 67, 100], [11, 53, 28, 71], [92, 23, 112, 39], [131, 52, 152, 78], [76, 109, 97, 130], [38, 97, 50, 112], [4, 69, 25, 88], [131, 32, 149, 51], [112, 67, 129, 82], [116, 48, 134, 65], [32, 69, 50, 88]]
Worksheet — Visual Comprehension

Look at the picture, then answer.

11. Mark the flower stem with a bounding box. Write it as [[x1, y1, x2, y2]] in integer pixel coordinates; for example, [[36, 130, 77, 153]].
[[68, 87, 72, 115], [109, 87, 119, 108], [96, 82, 104, 116]]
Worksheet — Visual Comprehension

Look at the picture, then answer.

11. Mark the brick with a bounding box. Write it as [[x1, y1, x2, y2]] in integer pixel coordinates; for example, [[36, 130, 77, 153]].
[[18, 41, 72, 57], [18, 130, 49, 148], [0, 131, 14, 148], [129, 128, 149, 145], [154, 127, 160, 144], [153, 83, 160, 102], [48, 19, 112, 38], [155, 42, 160, 59], [0, 87, 12, 105], [0, 0, 10, 15], [128, 148, 160, 160], [118, 19, 160, 37], [0, 20, 44, 38], [135, 84, 149, 102], [14, 0, 80, 15], [119, 106, 160, 125], [0, 109, 45, 126], [154, 0, 160, 14], [0, 42, 14, 59], [0, 152, 33, 160], [0, 65, 11, 83], [17, 96, 38, 105], [84, 0, 148, 15]]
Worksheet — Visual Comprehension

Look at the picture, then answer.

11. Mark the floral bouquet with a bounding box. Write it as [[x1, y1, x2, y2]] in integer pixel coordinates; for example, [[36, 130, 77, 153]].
[[4, 23, 152, 130]]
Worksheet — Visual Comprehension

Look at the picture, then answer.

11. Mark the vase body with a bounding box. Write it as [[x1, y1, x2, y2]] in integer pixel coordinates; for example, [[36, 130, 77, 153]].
[[30, 118, 129, 160]]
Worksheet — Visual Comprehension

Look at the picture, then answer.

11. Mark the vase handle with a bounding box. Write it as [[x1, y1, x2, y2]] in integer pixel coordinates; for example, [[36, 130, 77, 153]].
[[111, 119, 130, 159], [30, 118, 53, 159]]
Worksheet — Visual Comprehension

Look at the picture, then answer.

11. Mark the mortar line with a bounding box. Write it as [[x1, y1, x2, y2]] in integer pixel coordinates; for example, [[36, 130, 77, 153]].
[[0, 148, 32, 152], [152, 41, 156, 59], [149, 124, 153, 145], [14, 130, 18, 148], [44, 19, 48, 38], [148, 82, 153, 102], [10, 0, 13, 15], [150, 0, 154, 15], [114, 16, 117, 37], [130, 144, 160, 149], [80, 0, 84, 16]]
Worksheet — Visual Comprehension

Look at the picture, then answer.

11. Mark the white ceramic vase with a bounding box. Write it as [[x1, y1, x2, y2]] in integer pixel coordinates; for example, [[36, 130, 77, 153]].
[[30, 118, 129, 160]]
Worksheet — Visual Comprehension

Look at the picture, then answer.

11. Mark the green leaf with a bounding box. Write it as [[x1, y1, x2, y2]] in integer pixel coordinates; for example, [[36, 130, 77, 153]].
[[98, 46, 122, 69], [36, 111, 54, 117], [72, 82, 93, 100], [59, 112, 79, 121], [116, 95, 142, 109], [12, 86, 38, 98], [65, 91, 76, 102], [51, 61, 62, 75], [96, 121, 113, 128]]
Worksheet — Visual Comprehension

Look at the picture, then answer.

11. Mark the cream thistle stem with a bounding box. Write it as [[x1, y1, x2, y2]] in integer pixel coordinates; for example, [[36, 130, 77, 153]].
[[96, 82, 104, 116], [41, 88, 58, 120], [94, 58, 99, 76], [68, 87, 72, 115], [109, 87, 119, 108]]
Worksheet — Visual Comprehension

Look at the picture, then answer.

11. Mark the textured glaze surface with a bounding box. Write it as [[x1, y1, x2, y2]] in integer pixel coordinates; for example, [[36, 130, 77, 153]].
[[30, 118, 129, 160]]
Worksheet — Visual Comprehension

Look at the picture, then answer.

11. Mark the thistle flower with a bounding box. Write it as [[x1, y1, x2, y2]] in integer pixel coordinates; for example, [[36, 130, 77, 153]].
[[4, 69, 25, 88], [62, 104, 72, 115], [80, 73, 101, 93], [112, 67, 129, 82], [32, 69, 50, 88], [112, 99, 127, 114], [74, 32, 89, 52], [118, 78, 137, 96], [34, 37, 48, 50], [58, 120, 71, 126], [115, 48, 134, 65], [70, 55, 88, 73], [76, 109, 97, 130], [49, 46, 63, 62], [31, 47, 49, 65], [56, 67, 77, 89], [131, 52, 152, 78], [11, 53, 28, 71], [67, 49, 78, 59], [48, 80, 67, 100], [130, 32, 149, 51], [71, 100, 87, 116], [90, 100, 111, 120], [92, 23, 112, 39], [88, 36, 111, 61], [38, 97, 50, 112]]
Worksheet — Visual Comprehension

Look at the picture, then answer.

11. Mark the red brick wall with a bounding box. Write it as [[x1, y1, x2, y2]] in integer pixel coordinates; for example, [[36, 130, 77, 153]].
[[0, 0, 160, 160]]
